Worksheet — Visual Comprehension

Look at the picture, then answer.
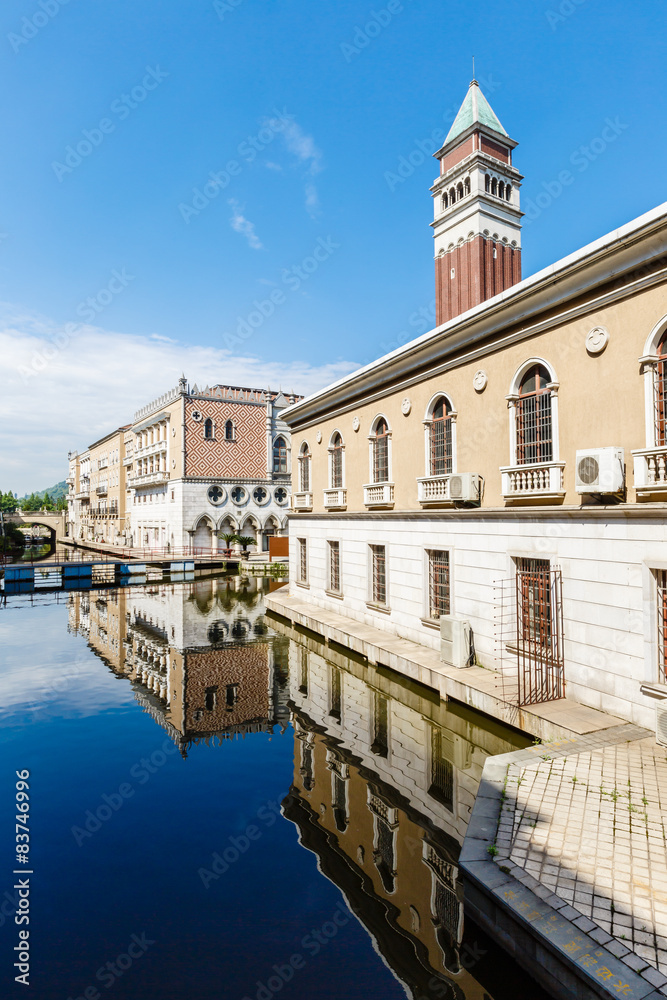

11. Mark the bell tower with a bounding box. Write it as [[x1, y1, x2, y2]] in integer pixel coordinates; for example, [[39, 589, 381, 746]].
[[432, 80, 523, 326]]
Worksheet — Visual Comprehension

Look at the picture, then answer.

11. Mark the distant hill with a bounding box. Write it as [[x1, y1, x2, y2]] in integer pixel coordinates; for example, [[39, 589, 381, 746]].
[[22, 480, 68, 502]]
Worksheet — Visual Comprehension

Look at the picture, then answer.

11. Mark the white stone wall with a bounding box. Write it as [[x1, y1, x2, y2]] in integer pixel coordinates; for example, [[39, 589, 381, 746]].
[[288, 514, 667, 729]]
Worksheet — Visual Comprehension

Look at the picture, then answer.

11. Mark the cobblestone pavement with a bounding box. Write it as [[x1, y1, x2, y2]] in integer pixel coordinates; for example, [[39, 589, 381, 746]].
[[495, 730, 667, 994]]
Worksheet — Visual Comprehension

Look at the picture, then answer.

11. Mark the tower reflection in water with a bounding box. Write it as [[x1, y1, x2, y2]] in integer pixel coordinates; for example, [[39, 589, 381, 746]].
[[67, 578, 532, 999]]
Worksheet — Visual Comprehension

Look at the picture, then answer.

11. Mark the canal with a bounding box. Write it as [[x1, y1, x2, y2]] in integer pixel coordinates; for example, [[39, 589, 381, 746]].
[[0, 576, 550, 999]]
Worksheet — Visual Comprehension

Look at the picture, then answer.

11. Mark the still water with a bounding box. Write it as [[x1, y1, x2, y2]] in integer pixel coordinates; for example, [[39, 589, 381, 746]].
[[0, 577, 549, 1000]]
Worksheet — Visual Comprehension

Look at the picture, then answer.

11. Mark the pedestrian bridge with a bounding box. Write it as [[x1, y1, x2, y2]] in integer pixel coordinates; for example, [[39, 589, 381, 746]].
[[4, 511, 67, 542]]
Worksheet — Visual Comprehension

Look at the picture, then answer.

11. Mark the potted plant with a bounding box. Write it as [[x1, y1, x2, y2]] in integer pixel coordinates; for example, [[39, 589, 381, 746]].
[[219, 532, 237, 557], [236, 536, 255, 557]]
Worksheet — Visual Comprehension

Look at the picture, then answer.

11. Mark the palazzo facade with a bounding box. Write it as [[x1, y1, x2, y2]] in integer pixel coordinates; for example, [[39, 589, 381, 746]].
[[68, 378, 302, 553], [278, 81, 667, 733]]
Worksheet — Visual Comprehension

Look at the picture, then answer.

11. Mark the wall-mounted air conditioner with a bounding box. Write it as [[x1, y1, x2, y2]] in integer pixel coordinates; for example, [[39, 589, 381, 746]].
[[448, 473, 482, 503], [575, 448, 624, 494], [657, 704, 667, 748], [440, 615, 472, 668]]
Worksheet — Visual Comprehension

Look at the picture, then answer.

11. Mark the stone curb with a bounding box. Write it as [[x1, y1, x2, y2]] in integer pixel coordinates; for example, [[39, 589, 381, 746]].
[[460, 734, 664, 1000]]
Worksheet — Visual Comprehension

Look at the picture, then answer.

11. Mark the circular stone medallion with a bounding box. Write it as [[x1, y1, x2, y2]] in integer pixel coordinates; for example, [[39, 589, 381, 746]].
[[401, 397, 412, 416], [352, 417, 360, 432], [586, 326, 609, 355], [473, 370, 488, 393]]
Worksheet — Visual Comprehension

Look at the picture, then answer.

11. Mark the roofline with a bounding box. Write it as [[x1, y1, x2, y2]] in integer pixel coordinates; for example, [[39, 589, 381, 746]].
[[282, 202, 667, 429], [88, 426, 130, 450], [435, 120, 518, 161]]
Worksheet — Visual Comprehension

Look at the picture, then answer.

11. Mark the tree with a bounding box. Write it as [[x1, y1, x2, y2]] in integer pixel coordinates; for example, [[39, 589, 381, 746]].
[[0, 491, 18, 513], [0, 523, 25, 552], [56, 495, 68, 511], [20, 493, 42, 512]]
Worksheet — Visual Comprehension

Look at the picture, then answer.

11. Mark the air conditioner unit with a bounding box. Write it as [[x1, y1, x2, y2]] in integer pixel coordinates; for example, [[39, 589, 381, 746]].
[[440, 615, 472, 668], [448, 473, 482, 503], [657, 705, 667, 748], [575, 448, 624, 494]]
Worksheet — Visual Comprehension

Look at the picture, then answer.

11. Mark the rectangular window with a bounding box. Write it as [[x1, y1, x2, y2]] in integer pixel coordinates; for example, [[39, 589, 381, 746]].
[[428, 550, 450, 619], [298, 647, 308, 695], [516, 392, 553, 465], [429, 727, 453, 811], [298, 538, 307, 584], [516, 557, 552, 645], [371, 545, 387, 605], [329, 668, 342, 721], [370, 692, 389, 757], [328, 541, 340, 593], [658, 570, 667, 683], [373, 434, 389, 483]]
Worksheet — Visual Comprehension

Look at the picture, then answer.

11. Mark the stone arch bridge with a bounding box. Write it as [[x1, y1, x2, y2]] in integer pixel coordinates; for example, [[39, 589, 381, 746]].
[[4, 511, 67, 542]]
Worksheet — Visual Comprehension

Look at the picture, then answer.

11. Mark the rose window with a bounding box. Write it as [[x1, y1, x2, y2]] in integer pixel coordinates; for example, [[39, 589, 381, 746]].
[[207, 485, 225, 505], [274, 487, 287, 504]]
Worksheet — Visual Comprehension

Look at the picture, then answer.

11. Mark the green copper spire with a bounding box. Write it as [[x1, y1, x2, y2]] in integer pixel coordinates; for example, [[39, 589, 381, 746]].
[[444, 80, 508, 146]]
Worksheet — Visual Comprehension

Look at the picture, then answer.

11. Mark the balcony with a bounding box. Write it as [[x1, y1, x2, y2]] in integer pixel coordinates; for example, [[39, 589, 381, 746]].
[[98, 459, 108, 470], [323, 488, 347, 510], [417, 475, 455, 505], [135, 440, 167, 459], [75, 490, 90, 500], [66, 476, 74, 486], [96, 484, 108, 495], [500, 462, 566, 500], [363, 482, 394, 508], [122, 456, 133, 467], [292, 491, 313, 511], [128, 471, 169, 487], [632, 446, 667, 495]]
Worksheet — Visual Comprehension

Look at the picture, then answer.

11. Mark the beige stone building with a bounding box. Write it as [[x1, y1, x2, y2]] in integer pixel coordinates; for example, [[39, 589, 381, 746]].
[[67, 426, 130, 545], [277, 83, 667, 733]]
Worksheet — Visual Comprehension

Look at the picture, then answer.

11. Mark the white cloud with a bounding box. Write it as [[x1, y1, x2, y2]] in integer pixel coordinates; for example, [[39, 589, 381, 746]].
[[265, 116, 324, 218], [228, 198, 263, 250], [265, 161, 283, 172], [0, 304, 358, 494]]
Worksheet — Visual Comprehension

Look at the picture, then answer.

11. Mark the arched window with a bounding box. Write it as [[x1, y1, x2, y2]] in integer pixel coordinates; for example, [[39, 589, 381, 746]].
[[204, 418, 213, 440], [505, 183, 512, 201], [442, 192, 448, 210], [464, 177, 470, 196], [430, 397, 453, 475], [517, 365, 553, 465], [298, 443, 311, 492], [449, 187, 455, 204], [273, 436, 287, 474], [656, 332, 667, 446], [498, 181, 505, 199], [225, 420, 234, 441], [485, 174, 490, 192], [372, 419, 390, 484], [491, 177, 498, 196], [330, 433, 344, 488], [456, 182, 463, 201]]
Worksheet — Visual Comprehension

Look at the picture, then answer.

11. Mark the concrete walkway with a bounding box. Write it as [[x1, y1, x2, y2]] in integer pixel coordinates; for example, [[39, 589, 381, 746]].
[[495, 732, 667, 990], [265, 590, 625, 743]]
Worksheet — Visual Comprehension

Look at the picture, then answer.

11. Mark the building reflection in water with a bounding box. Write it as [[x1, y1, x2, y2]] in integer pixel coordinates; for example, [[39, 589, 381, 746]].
[[67, 576, 289, 755], [67, 578, 532, 998], [280, 630, 531, 1000]]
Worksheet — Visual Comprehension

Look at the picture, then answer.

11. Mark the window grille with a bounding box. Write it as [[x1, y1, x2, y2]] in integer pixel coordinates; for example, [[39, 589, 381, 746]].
[[658, 570, 667, 684], [655, 334, 667, 447], [373, 419, 389, 483], [371, 545, 387, 605], [371, 692, 389, 757], [428, 550, 450, 619], [429, 727, 454, 810], [331, 433, 344, 488], [299, 449, 310, 492], [516, 365, 553, 465], [328, 541, 340, 592], [515, 558, 564, 704], [430, 398, 453, 475], [298, 538, 307, 583], [273, 437, 287, 474]]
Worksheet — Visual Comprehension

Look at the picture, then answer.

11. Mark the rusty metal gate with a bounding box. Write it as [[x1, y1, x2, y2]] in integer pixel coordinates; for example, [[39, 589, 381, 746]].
[[515, 559, 564, 705]]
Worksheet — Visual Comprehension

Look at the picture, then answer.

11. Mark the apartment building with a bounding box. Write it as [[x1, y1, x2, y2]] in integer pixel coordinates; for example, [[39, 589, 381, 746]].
[[278, 81, 667, 730], [68, 378, 302, 552]]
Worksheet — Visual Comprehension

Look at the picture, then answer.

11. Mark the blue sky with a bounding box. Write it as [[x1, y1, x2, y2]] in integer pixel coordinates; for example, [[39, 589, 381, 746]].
[[1, 0, 666, 492]]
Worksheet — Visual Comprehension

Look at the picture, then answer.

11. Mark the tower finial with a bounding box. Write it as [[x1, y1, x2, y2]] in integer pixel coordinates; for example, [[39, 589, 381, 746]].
[[471, 55, 476, 85]]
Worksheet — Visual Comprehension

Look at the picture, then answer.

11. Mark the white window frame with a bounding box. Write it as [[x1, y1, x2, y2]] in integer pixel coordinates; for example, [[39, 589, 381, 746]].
[[367, 414, 392, 485], [423, 392, 458, 477], [367, 543, 389, 611], [327, 430, 346, 489]]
